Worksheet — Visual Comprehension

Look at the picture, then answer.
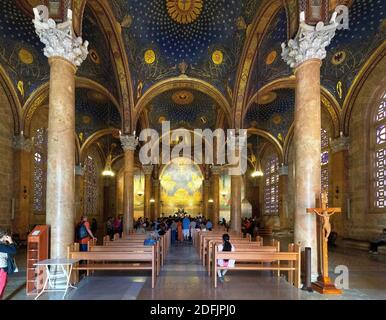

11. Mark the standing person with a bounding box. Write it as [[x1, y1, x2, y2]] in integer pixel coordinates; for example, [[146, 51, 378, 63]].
[[77, 216, 97, 252], [217, 234, 235, 283], [182, 215, 190, 241], [177, 219, 183, 242], [91, 218, 98, 238], [171, 220, 177, 244], [206, 219, 213, 231], [0, 229, 17, 299], [369, 228, 386, 254], [106, 217, 114, 240], [118, 215, 123, 238], [113, 216, 121, 237]]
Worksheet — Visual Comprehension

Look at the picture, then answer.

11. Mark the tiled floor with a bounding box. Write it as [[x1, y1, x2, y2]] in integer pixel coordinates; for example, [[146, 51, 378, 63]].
[[6, 238, 386, 300]]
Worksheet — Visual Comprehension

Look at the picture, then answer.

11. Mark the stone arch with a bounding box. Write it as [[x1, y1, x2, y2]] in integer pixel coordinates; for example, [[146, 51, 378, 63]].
[[247, 128, 284, 165], [233, 0, 283, 128], [76, 0, 134, 133], [133, 77, 232, 130], [343, 42, 386, 135]]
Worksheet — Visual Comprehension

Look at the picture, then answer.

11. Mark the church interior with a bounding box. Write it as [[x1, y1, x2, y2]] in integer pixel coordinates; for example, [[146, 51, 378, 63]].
[[0, 0, 386, 301]]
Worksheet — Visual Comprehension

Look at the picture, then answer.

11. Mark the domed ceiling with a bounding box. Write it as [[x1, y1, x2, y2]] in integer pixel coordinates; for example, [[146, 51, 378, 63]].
[[110, 0, 263, 98], [147, 88, 219, 132]]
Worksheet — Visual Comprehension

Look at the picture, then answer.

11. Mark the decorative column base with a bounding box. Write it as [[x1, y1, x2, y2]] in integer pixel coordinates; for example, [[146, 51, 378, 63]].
[[312, 277, 342, 295]]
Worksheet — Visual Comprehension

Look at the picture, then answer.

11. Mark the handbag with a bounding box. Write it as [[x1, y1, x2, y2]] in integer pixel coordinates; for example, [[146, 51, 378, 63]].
[[7, 255, 18, 275]]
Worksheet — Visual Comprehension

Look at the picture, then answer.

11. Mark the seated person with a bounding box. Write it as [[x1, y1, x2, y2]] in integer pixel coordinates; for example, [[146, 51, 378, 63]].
[[369, 228, 386, 254], [217, 234, 235, 283]]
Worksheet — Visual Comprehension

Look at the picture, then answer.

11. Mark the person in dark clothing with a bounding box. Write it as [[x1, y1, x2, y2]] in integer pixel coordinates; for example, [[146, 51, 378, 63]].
[[369, 228, 386, 254], [91, 218, 98, 237], [0, 229, 17, 299]]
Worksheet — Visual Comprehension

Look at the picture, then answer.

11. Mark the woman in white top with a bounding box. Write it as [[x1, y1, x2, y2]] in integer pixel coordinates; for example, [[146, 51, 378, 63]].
[[217, 234, 235, 283]]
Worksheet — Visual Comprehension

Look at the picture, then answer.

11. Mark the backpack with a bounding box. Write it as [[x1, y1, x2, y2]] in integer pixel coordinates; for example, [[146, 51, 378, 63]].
[[77, 223, 89, 240], [144, 239, 156, 246], [7, 255, 18, 275]]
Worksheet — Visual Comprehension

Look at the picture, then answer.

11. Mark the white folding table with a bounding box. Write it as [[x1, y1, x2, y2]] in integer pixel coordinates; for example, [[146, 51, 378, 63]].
[[34, 258, 79, 300]]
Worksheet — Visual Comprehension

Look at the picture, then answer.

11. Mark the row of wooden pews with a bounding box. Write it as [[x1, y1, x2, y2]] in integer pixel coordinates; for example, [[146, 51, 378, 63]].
[[67, 229, 171, 289], [195, 229, 301, 289]]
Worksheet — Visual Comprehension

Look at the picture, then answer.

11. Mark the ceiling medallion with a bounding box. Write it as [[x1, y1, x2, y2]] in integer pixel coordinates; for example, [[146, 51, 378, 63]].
[[166, 0, 203, 25], [257, 92, 277, 105], [89, 49, 101, 64], [18, 48, 34, 65], [265, 50, 277, 65], [158, 116, 167, 124], [172, 90, 194, 105], [144, 49, 156, 64], [331, 51, 346, 65], [212, 50, 224, 65]]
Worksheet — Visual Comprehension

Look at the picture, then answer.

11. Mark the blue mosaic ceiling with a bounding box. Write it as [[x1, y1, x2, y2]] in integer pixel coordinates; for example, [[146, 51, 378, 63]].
[[147, 89, 218, 131], [110, 0, 263, 97], [75, 88, 122, 143], [244, 89, 295, 143]]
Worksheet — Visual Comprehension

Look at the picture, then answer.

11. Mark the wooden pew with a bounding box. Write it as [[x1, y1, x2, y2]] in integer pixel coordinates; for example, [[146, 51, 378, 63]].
[[200, 234, 249, 262], [91, 241, 161, 277], [212, 243, 301, 289], [68, 244, 157, 288], [206, 239, 266, 276]]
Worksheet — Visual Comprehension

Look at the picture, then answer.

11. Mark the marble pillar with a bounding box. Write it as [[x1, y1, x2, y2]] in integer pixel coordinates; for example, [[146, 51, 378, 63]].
[[329, 134, 349, 236], [75, 165, 84, 224], [231, 175, 242, 232], [12, 134, 32, 236], [211, 166, 221, 225], [143, 165, 153, 220], [282, 11, 338, 278], [278, 165, 289, 231], [33, 6, 88, 258], [153, 179, 160, 220], [203, 180, 210, 220], [120, 135, 138, 233]]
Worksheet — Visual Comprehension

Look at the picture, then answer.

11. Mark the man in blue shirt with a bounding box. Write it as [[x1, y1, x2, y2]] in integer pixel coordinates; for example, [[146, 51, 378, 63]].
[[206, 219, 213, 231], [182, 216, 191, 241]]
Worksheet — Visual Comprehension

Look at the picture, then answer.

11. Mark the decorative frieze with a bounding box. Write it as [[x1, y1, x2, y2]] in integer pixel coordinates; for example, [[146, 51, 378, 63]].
[[13, 134, 32, 152], [330, 133, 350, 153]]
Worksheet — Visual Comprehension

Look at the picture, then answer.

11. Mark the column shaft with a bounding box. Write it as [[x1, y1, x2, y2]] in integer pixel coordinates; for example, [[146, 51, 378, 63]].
[[46, 57, 76, 258], [123, 149, 135, 233], [279, 174, 289, 230], [144, 174, 152, 220], [231, 175, 242, 232], [212, 174, 220, 224], [294, 59, 322, 277]]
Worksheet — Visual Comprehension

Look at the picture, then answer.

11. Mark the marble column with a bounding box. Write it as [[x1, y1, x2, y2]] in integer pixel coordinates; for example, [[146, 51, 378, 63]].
[[282, 11, 338, 278], [75, 165, 84, 224], [143, 165, 153, 220], [153, 179, 160, 220], [231, 175, 242, 232], [278, 165, 289, 231], [12, 134, 32, 236], [329, 134, 349, 236], [203, 180, 210, 220], [33, 6, 88, 258], [120, 135, 138, 233], [211, 166, 221, 225]]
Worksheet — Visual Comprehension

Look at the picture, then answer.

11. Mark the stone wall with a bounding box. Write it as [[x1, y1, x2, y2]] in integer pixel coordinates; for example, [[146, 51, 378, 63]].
[[345, 55, 386, 241], [0, 86, 15, 231]]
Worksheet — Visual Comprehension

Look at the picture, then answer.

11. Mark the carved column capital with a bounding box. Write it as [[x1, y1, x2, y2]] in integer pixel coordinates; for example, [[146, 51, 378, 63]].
[[203, 179, 211, 188], [142, 165, 153, 175], [278, 165, 289, 176], [13, 134, 32, 152], [330, 134, 350, 153], [33, 5, 89, 67], [120, 134, 138, 152], [211, 165, 223, 175], [281, 11, 339, 68], [75, 165, 84, 176]]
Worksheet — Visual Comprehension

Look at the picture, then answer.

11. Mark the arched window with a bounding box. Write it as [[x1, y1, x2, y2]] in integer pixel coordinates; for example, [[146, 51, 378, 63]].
[[32, 128, 48, 214], [263, 153, 279, 215], [84, 155, 98, 215], [372, 93, 386, 209], [321, 128, 329, 200]]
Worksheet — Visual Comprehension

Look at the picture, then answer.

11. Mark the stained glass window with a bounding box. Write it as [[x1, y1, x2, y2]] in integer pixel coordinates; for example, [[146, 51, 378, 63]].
[[32, 128, 48, 214], [84, 156, 98, 215], [264, 154, 279, 215], [373, 94, 386, 209], [321, 128, 329, 198]]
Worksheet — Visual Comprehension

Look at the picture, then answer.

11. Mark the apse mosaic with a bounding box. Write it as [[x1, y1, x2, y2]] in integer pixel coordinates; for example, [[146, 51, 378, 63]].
[[244, 89, 295, 142], [110, 0, 263, 97], [321, 0, 386, 105], [75, 88, 122, 143], [0, 0, 49, 101], [160, 158, 203, 214], [247, 7, 291, 99], [148, 89, 218, 131]]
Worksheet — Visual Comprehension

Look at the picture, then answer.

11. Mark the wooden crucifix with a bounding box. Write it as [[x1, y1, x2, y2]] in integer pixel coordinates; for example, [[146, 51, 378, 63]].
[[307, 191, 342, 294]]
